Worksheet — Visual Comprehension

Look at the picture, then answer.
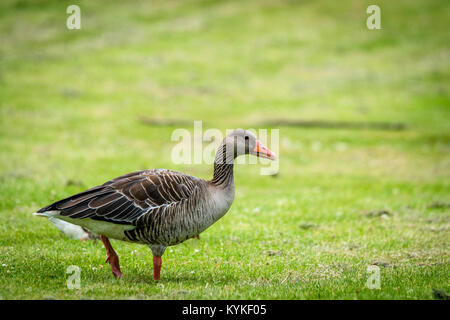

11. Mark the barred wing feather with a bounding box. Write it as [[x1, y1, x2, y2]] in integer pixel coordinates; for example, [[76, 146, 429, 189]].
[[37, 170, 200, 225]]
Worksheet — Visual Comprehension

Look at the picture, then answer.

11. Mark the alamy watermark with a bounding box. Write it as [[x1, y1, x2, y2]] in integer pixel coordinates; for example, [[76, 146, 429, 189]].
[[66, 265, 81, 290], [366, 265, 381, 289], [366, 5, 381, 30], [170, 121, 279, 175], [66, 5, 81, 30]]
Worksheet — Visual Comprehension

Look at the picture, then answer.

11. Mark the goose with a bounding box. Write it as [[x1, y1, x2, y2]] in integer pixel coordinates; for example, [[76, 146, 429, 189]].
[[34, 129, 276, 280]]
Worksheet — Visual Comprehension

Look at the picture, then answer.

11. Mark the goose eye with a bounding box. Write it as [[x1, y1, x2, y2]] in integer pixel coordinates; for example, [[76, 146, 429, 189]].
[[244, 136, 249, 140]]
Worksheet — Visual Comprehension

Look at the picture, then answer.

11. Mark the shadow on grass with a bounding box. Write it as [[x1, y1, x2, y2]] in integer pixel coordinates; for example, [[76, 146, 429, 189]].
[[122, 268, 237, 285], [138, 116, 407, 131]]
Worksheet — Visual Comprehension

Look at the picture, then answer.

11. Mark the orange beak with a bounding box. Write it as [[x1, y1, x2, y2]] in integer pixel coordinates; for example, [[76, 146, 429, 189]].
[[254, 140, 276, 160]]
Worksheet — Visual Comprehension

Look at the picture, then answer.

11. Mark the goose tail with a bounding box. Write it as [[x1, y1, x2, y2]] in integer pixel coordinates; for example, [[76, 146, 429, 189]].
[[32, 211, 98, 241]]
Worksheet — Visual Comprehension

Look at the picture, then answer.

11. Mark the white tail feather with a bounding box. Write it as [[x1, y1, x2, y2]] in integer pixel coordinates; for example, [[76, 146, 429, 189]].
[[33, 211, 91, 240]]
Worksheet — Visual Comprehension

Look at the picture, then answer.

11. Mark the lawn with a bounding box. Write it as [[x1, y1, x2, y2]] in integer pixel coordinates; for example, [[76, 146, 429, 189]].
[[0, 0, 449, 299]]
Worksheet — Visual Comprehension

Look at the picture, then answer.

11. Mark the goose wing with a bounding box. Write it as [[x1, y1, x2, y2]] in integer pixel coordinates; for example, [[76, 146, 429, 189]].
[[37, 169, 201, 225]]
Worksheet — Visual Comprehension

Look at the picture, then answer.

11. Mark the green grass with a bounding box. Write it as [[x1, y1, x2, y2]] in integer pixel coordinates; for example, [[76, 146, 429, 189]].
[[0, 0, 449, 299]]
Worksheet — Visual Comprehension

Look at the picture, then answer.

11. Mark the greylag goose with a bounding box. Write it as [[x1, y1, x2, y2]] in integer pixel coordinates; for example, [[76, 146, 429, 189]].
[[34, 129, 276, 280]]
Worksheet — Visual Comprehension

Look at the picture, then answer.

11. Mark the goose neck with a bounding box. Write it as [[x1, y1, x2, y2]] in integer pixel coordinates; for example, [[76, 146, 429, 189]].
[[210, 143, 235, 187]]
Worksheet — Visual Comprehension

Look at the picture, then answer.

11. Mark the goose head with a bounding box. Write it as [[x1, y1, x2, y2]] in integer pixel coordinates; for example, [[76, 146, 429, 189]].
[[221, 129, 276, 162]]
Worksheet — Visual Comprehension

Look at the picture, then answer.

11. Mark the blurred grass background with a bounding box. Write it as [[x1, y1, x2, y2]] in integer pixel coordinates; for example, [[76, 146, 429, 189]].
[[0, 0, 449, 299]]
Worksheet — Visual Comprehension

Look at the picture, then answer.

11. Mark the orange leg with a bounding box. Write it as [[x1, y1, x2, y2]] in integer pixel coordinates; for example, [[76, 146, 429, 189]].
[[153, 256, 162, 281], [100, 235, 122, 278]]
